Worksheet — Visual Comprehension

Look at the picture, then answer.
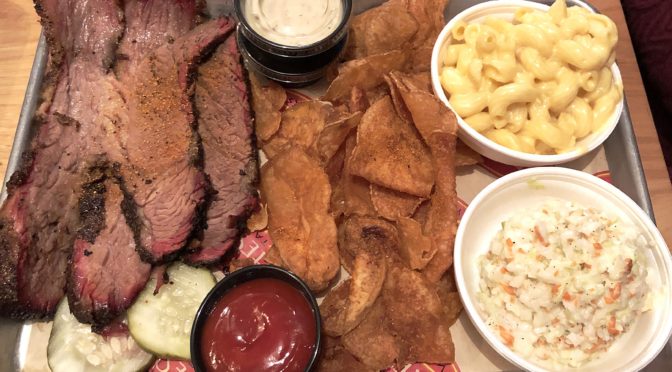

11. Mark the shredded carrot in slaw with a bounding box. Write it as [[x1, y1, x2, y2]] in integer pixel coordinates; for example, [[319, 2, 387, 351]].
[[534, 225, 549, 246]]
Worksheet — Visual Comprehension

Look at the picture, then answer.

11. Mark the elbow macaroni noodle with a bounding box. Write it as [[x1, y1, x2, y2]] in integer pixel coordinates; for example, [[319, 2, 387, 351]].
[[440, 0, 623, 154]]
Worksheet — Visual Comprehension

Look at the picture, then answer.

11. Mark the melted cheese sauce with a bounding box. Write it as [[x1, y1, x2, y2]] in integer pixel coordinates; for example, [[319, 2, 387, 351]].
[[242, 0, 343, 47]]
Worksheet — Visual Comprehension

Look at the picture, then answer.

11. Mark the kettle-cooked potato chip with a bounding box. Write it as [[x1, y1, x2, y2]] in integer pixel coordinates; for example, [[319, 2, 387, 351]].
[[436, 272, 463, 328], [323, 51, 409, 102], [396, 216, 435, 270], [246, 203, 268, 232], [456, 139, 482, 167], [262, 100, 332, 159], [382, 265, 455, 366], [337, 215, 398, 273], [250, 73, 286, 142], [321, 251, 386, 336], [342, 298, 400, 370], [422, 131, 458, 283], [344, 0, 448, 60], [370, 184, 424, 221], [345, 1, 418, 60], [325, 142, 347, 217], [348, 96, 434, 197], [342, 133, 376, 217], [387, 71, 458, 141], [261, 147, 340, 291], [317, 111, 363, 164], [405, 0, 450, 49], [386, 71, 459, 282], [348, 86, 370, 113]]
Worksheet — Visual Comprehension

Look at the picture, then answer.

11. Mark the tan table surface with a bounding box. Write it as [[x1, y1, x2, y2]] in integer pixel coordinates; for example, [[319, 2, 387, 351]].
[[0, 0, 670, 245]]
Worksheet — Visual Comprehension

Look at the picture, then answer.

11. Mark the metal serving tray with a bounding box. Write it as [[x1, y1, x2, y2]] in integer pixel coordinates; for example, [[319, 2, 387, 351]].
[[0, 0, 669, 370]]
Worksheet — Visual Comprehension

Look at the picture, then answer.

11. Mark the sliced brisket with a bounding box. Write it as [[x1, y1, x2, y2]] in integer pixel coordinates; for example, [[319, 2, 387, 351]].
[[0, 116, 82, 319], [64, 0, 207, 326], [121, 18, 235, 263], [68, 163, 151, 327], [115, 0, 200, 76], [34, 0, 124, 70], [0, 0, 239, 320], [0, 0, 124, 319], [184, 36, 258, 265]]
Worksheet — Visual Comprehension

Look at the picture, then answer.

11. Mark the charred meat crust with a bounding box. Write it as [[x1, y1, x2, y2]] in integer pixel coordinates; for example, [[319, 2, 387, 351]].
[[67, 161, 149, 327], [194, 0, 207, 23], [0, 219, 55, 321], [76, 165, 107, 244], [0, 218, 21, 318], [114, 162, 161, 266], [5, 151, 36, 194], [33, 0, 64, 68], [114, 164, 145, 263], [67, 163, 109, 326], [67, 295, 115, 330], [32, 0, 67, 115]]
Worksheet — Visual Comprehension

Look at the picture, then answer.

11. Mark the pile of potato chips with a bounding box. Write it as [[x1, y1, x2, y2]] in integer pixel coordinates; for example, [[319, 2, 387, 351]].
[[247, 0, 482, 369]]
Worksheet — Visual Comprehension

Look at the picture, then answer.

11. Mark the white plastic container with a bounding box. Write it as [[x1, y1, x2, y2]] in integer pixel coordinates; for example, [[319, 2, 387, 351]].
[[430, 0, 624, 167], [454, 167, 672, 371]]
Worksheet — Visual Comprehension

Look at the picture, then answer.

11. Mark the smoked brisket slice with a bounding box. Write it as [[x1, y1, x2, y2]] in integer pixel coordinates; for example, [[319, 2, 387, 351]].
[[184, 36, 258, 265], [0, 0, 124, 319], [0, 116, 81, 319], [121, 18, 235, 263], [67, 163, 151, 327], [115, 0, 201, 77], [65, 0, 206, 326], [34, 0, 124, 70]]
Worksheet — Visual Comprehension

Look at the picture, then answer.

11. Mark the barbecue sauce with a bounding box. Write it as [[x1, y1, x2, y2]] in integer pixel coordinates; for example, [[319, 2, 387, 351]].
[[200, 278, 316, 371]]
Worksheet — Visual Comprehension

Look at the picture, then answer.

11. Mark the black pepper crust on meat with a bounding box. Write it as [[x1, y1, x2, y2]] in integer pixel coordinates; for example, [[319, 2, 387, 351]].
[[33, 0, 64, 68], [76, 164, 108, 245], [114, 163, 144, 259], [0, 219, 23, 318], [66, 162, 109, 326], [67, 161, 151, 327], [5, 150, 36, 194], [31, 1, 69, 117], [116, 165, 160, 265]]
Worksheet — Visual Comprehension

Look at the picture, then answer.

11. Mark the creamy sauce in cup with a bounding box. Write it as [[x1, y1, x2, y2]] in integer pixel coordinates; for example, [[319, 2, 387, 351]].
[[242, 0, 343, 47]]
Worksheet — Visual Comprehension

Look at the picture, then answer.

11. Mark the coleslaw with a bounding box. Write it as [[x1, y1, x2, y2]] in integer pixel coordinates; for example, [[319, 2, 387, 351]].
[[477, 198, 651, 368]]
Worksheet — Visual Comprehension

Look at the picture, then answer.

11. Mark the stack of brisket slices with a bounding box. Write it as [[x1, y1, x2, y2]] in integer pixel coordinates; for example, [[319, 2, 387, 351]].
[[0, 0, 258, 328]]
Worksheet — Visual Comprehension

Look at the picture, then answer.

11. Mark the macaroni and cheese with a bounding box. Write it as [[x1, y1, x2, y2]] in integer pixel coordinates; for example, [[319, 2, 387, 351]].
[[439, 0, 623, 154]]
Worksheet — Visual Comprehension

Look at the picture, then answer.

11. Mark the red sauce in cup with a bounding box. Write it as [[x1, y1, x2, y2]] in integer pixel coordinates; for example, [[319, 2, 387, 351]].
[[200, 278, 316, 371]]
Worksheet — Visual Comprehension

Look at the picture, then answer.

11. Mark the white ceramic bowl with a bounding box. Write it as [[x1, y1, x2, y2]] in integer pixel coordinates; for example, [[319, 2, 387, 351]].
[[454, 167, 672, 371], [431, 0, 625, 167]]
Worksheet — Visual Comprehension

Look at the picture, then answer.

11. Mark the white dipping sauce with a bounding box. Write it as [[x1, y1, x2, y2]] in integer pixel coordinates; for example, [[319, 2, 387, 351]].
[[243, 0, 343, 47]]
